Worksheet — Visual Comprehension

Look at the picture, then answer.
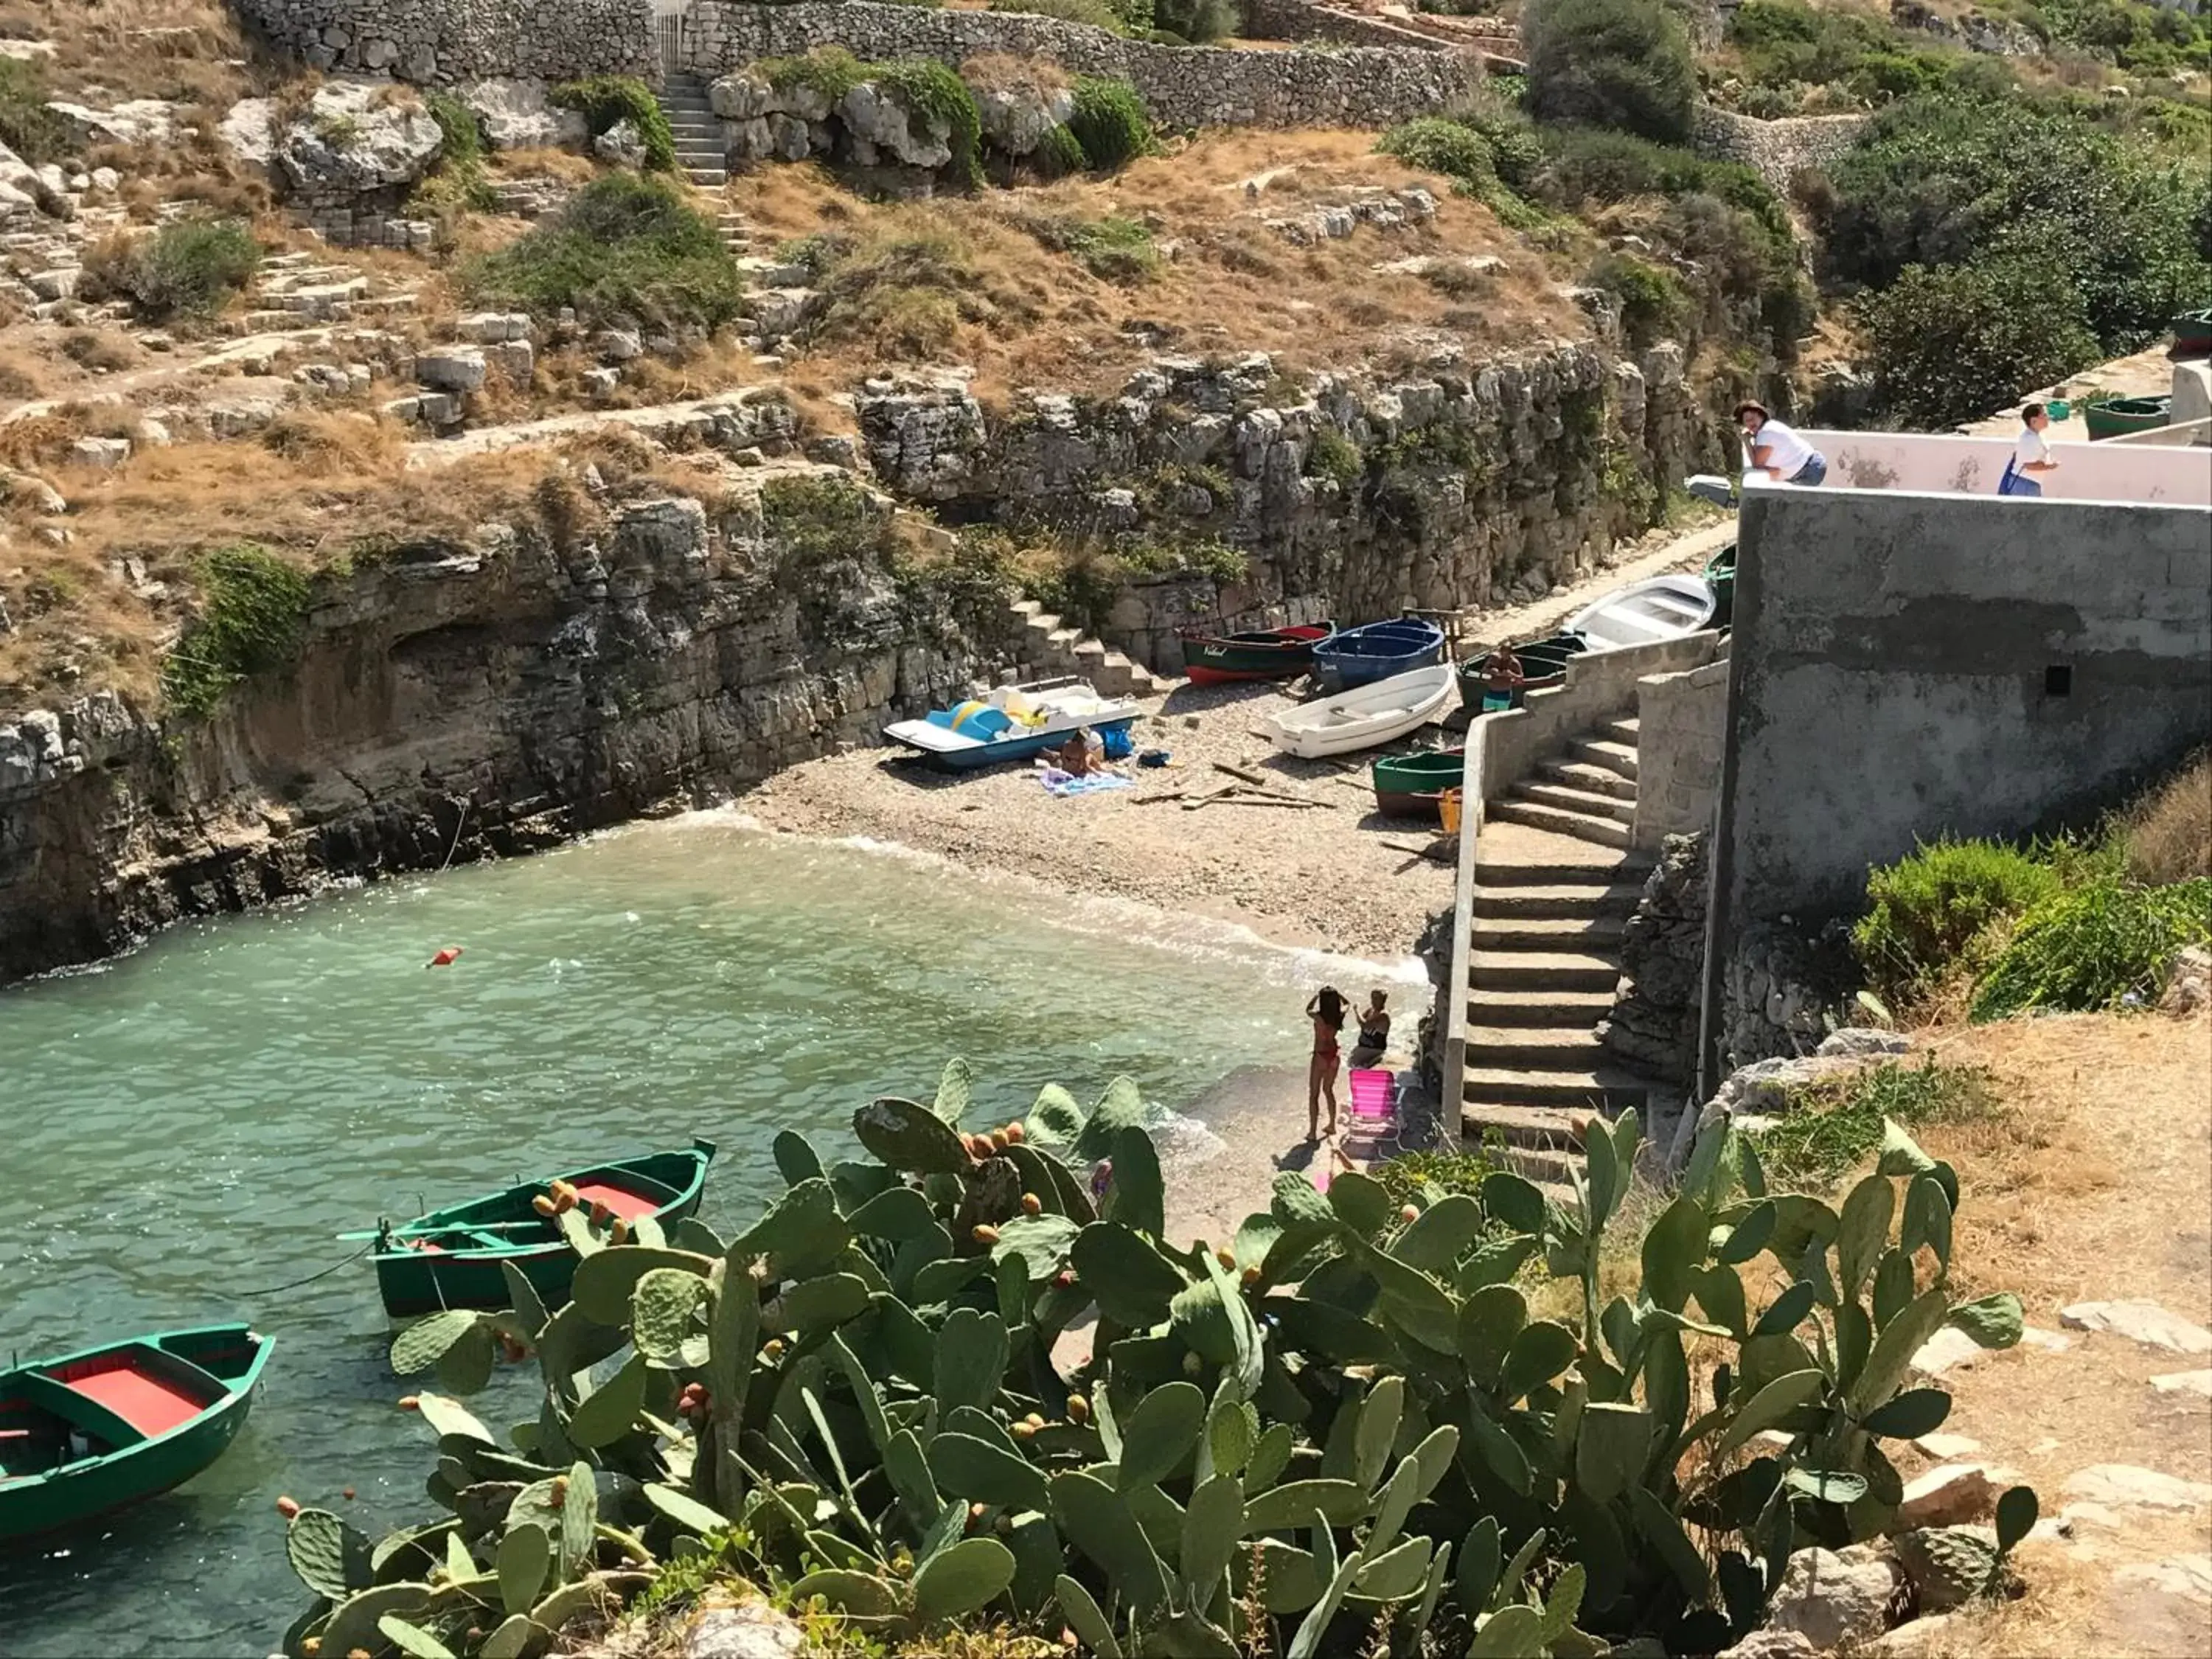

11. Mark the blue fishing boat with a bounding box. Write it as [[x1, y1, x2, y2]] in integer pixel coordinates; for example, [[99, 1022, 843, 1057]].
[[884, 677, 1140, 773], [1310, 618, 1447, 692]]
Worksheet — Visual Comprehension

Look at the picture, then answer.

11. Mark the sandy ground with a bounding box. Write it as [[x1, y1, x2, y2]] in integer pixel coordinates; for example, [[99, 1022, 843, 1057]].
[[745, 519, 1731, 964]]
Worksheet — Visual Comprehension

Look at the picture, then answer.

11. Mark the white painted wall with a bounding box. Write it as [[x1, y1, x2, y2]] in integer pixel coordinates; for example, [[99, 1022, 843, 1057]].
[[1774, 429, 2212, 507]]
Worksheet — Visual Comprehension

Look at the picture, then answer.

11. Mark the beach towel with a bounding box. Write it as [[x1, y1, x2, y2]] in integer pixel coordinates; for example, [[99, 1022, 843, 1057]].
[[1038, 767, 1133, 799]]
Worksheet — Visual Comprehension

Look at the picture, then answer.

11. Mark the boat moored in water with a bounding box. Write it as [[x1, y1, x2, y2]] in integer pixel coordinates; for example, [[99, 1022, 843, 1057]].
[[366, 1141, 716, 1316], [0, 1325, 273, 1542]]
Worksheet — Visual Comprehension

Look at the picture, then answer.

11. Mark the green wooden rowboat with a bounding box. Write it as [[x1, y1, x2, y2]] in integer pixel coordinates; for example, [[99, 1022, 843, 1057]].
[[367, 1140, 717, 1317], [2083, 394, 2170, 441], [2171, 307, 2212, 356], [1452, 631, 1588, 714], [1704, 541, 1737, 628], [1372, 748, 1465, 818], [1, 1324, 272, 1542]]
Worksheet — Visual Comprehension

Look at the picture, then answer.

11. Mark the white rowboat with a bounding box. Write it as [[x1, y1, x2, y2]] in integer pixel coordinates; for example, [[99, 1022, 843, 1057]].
[[1264, 663, 1456, 759], [1563, 573, 1717, 651]]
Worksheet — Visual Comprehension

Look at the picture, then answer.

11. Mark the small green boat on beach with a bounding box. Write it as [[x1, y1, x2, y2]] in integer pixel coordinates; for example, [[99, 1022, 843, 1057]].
[[1452, 631, 1588, 714], [366, 1140, 717, 1316], [1, 1325, 273, 1542], [1372, 748, 1465, 817], [2083, 394, 2170, 441]]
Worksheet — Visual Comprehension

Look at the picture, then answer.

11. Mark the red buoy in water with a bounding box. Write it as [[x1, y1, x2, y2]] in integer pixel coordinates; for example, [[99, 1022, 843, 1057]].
[[427, 946, 463, 967]]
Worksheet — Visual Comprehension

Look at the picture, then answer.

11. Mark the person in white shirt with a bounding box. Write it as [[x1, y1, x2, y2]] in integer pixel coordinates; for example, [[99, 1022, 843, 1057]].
[[2001, 403, 2059, 497], [1735, 400, 1827, 486]]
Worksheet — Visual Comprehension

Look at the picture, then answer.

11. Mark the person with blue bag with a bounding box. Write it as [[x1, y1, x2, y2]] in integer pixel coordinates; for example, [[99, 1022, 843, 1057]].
[[1999, 403, 2060, 498]]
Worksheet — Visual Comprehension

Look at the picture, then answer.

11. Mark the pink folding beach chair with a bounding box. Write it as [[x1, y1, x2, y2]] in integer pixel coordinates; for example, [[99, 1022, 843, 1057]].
[[1349, 1068, 1395, 1121]]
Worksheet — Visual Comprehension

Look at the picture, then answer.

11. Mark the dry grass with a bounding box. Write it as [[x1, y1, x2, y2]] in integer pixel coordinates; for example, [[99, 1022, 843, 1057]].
[[2121, 751, 2212, 886], [2, 0, 266, 108], [726, 131, 1582, 402], [0, 349, 46, 402], [1851, 1011, 2212, 1658]]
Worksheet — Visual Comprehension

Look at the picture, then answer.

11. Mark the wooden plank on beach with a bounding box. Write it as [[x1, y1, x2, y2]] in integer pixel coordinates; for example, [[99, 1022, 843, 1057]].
[[1381, 838, 1455, 864]]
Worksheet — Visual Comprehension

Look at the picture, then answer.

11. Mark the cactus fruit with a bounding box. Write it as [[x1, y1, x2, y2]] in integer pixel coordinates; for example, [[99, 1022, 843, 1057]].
[[1216, 1248, 1237, 1271], [1399, 1204, 1420, 1223], [532, 1194, 557, 1217], [765, 1338, 785, 1360], [1068, 1394, 1091, 1423], [551, 1476, 568, 1506], [967, 1133, 992, 1161], [1005, 1122, 1025, 1144], [1012, 1421, 1037, 1440], [341, 1488, 355, 1500], [276, 1496, 301, 1520], [302, 1642, 320, 1658], [397, 1396, 420, 1411], [610, 1218, 630, 1244], [1241, 1266, 1262, 1287], [973, 1224, 1001, 1245], [1021, 1193, 1043, 1217], [349, 1649, 371, 1659]]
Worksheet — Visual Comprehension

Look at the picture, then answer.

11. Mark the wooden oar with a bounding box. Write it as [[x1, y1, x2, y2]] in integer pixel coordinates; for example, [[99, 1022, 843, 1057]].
[[332, 1220, 557, 1242]]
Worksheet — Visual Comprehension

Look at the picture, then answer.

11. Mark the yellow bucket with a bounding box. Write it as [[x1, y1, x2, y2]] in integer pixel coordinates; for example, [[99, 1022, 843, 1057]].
[[1439, 788, 1463, 836]]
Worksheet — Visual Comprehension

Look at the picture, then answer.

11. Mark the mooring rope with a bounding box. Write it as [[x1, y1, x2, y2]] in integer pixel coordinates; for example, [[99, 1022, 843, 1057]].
[[237, 1238, 376, 1298]]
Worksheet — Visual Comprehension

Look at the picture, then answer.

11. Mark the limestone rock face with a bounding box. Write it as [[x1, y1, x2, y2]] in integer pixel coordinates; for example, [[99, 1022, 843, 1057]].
[[276, 82, 444, 201], [593, 117, 647, 167], [459, 80, 589, 151], [971, 80, 1075, 157], [838, 82, 953, 170]]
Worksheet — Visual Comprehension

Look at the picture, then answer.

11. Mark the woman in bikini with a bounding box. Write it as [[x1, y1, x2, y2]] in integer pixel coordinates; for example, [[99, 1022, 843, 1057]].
[[1305, 986, 1348, 1141]]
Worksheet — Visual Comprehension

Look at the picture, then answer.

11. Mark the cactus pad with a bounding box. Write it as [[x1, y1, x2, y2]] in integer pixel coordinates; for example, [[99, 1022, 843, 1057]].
[[913, 1536, 1017, 1622], [853, 1096, 972, 1174], [630, 1267, 710, 1366], [285, 1508, 373, 1600]]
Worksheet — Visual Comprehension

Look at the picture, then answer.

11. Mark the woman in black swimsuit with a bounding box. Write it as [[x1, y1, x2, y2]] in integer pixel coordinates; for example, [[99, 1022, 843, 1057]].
[[1349, 990, 1390, 1068], [1306, 986, 1347, 1141]]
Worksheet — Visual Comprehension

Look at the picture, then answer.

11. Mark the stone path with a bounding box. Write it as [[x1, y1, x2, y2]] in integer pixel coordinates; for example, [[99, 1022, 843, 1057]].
[[661, 73, 728, 189]]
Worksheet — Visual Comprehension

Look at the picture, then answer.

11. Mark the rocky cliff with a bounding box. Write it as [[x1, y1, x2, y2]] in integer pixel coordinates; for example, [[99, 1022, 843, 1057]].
[[0, 473, 1020, 984]]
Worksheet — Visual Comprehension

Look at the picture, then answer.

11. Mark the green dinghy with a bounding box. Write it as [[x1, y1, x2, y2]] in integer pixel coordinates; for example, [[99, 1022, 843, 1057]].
[[0, 1324, 273, 1543], [366, 1140, 716, 1317], [1372, 748, 1466, 818]]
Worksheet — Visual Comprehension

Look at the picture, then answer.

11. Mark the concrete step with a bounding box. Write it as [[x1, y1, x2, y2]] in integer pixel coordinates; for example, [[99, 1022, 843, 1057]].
[[1472, 882, 1644, 920], [1463, 987, 1618, 1028], [1571, 737, 1640, 778], [1599, 716, 1641, 746], [684, 169, 728, 187], [1489, 800, 1634, 850], [1471, 916, 1627, 952], [1467, 1024, 1619, 1071], [1514, 781, 1636, 825], [1464, 1065, 1651, 1112], [1472, 852, 1649, 886], [1458, 1101, 1593, 1150], [1542, 759, 1637, 801], [1046, 627, 1083, 650], [1470, 951, 1621, 995]]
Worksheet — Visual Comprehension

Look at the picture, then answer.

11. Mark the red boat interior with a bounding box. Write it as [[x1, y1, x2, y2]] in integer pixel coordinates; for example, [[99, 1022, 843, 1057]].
[[396, 1169, 673, 1254], [570, 1179, 661, 1220], [1, 1349, 220, 1478], [58, 1362, 209, 1438]]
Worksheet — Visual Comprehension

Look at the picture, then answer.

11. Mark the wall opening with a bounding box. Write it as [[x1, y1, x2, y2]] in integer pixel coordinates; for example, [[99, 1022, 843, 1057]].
[[2045, 664, 2073, 698]]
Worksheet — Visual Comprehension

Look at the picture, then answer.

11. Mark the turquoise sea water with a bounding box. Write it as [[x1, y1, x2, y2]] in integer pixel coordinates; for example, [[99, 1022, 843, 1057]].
[[0, 812, 1421, 1657]]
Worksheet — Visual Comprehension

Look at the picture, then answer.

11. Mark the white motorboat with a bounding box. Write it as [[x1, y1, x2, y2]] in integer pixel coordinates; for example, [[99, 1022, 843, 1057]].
[[1263, 663, 1456, 759], [883, 677, 1141, 771], [1563, 573, 1718, 651]]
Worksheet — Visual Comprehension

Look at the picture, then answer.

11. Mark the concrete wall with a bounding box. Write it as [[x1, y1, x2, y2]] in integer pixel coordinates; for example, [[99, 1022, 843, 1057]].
[[1475, 632, 1725, 801], [1801, 428, 2212, 507], [230, 0, 656, 82], [1719, 487, 2212, 925], [1632, 655, 1728, 851], [684, 2, 1481, 129]]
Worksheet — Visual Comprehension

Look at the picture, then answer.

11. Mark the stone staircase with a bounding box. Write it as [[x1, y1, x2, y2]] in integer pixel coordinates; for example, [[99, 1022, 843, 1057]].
[[1463, 718, 1656, 1193], [1007, 600, 1174, 699], [660, 74, 728, 189]]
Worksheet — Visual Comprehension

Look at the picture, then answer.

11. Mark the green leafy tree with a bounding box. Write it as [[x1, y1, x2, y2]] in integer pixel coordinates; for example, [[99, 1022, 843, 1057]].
[[1856, 254, 2098, 431], [1523, 0, 1697, 144]]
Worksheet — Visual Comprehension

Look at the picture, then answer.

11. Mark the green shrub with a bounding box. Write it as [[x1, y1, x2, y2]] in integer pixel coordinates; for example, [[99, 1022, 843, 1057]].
[[1304, 428, 1363, 490], [0, 57, 68, 164], [411, 90, 498, 218], [1065, 75, 1154, 172], [1523, 0, 1697, 144], [162, 545, 313, 717], [1377, 116, 1497, 192], [875, 58, 984, 187], [86, 218, 261, 322], [1590, 250, 1686, 348], [811, 230, 980, 358], [1857, 254, 2100, 430], [1023, 213, 1161, 282], [1855, 836, 2067, 1003], [1153, 0, 1239, 41], [757, 47, 867, 106], [464, 173, 745, 330], [1032, 121, 1090, 178], [1816, 93, 2212, 360], [1456, 100, 1545, 192], [1970, 877, 2212, 1020], [549, 74, 675, 170], [990, 0, 1130, 27], [1764, 1057, 1996, 1187], [1371, 1144, 1501, 1210]]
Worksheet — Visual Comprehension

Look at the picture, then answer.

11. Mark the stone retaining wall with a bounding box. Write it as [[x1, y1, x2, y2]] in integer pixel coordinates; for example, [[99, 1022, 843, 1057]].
[[229, 0, 656, 83], [685, 2, 1481, 130], [1631, 653, 1728, 851], [1689, 105, 1869, 194]]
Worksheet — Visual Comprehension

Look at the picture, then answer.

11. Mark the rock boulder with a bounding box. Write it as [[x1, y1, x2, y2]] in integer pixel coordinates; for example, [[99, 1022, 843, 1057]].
[[459, 80, 588, 152], [276, 82, 443, 201]]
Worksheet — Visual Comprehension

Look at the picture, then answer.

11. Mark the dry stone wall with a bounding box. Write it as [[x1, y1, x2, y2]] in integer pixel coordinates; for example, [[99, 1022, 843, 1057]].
[[228, 0, 656, 84], [686, 2, 1481, 130], [1689, 106, 1869, 194]]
